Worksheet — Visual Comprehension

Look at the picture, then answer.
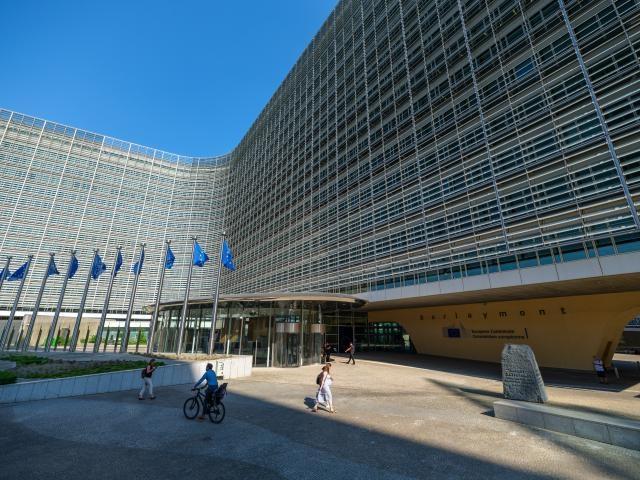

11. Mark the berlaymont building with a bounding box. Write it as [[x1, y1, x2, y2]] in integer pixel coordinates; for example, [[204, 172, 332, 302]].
[[1, 0, 639, 369]]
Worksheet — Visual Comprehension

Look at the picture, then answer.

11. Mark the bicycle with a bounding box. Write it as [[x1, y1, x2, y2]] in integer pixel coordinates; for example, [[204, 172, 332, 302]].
[[183, 383, 227, 423]]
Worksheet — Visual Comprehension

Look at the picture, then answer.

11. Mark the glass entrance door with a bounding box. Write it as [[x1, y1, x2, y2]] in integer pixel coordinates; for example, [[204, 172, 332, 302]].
[[273, 322, 300, 367]]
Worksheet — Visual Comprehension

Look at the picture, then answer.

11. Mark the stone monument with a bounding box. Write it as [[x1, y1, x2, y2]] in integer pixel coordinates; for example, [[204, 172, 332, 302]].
[[501, 344, 548, 403]]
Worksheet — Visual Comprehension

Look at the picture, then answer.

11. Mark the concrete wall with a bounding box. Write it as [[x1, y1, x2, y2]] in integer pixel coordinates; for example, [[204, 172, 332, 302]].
[[0, 355, 252, 404], [369, 292, 640, 370]]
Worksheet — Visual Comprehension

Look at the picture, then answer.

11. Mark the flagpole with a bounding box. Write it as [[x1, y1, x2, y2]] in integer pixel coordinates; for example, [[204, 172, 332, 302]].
[[148, 240, 170, 354], [21, 253, 55, 351], [0, 255, 33, 351], [121, 243, 145, 353], [177, 237, 196, 356], [69, 249, 98, 352], [0, 256, 11, 296], [46, 250, 75, 352], [93, 246, 121, 353], [207, 232, 225, 355]]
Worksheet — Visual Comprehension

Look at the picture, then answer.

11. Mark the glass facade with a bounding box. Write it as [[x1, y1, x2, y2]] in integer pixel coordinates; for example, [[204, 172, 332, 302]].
[[1, 0, 640, 358], [154, 297, 409, 366], [225, 0, 640, 295], [0, 110, 228, 313]]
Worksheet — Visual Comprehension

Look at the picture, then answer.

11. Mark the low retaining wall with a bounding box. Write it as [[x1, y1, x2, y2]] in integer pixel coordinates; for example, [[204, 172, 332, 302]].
[[494, 399, 640, 451], [0, 355, 252, 404]]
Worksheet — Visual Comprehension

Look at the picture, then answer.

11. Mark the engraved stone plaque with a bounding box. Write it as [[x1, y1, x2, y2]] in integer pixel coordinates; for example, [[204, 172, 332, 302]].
[[501, 344, 548, 403]]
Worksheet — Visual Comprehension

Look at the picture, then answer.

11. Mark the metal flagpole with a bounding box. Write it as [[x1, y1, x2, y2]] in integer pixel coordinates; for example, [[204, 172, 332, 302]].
[[122, 244, 145, 353], [69, 249, 98, 352], [94, 246, 121, 353], [22, 253, 55, 351], [0, 256, 12, 296], [177, 237, 196, 356], [207, 232, 225, 355], [147, 240, 170, 354], [0, 255, 33, 350], [46, 250, 75, 352]]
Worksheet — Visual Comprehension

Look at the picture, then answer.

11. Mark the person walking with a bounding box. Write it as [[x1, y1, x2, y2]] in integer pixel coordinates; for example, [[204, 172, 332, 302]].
[[312, 363, 335, 413], [193, 362, 219, 420], [323, 342, 333, 362], [345, 341, 356, 365], [139, 359, 157, 400], [592, 355, 608, 384]]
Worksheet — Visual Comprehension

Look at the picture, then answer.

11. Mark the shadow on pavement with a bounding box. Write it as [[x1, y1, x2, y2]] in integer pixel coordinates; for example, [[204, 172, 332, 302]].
[[1, 384, 573, 480], [426, 378, 640, 480], [428, 377, 640, 423], [356, 352, 640, 393]]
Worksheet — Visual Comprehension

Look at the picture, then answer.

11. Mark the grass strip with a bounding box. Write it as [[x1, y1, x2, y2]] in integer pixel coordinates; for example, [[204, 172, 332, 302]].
[[23, 361, 165, 379], [0, 354, 49, 365]]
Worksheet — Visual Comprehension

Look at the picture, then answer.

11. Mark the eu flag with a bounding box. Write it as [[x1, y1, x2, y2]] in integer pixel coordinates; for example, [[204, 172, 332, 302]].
[[132, 249, 145, 275], [7, 262, 28, 281], [68, 254, 79, 279], [114, 250, 123, 275], [221, 240, 236, 271], [47, 258, 60, 277], [91, 254, 107, 280], [193, 241, 209, 267], [165, 246, 175, 269]]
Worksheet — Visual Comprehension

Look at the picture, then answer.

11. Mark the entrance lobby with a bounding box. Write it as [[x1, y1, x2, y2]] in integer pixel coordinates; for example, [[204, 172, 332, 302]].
[[153, 294, 371, 367]]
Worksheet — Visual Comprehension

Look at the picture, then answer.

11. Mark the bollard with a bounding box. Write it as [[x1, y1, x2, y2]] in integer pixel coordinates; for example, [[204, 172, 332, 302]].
[[34, 328, 43, 352], [82, 327, 90, 352], [113, 328, 120, 353]]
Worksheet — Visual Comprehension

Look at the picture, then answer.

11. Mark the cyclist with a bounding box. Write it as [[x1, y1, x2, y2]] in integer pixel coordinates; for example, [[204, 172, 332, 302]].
[[193, 362, 218, 420]]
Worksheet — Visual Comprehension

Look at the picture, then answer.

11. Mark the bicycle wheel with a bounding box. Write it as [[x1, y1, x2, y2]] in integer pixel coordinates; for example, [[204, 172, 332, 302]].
[[183, 396, 200, 419], [208, 401, 225, 424]]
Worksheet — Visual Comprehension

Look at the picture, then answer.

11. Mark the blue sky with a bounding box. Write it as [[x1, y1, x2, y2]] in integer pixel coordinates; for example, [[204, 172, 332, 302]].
[[0, 1, 337, 156]]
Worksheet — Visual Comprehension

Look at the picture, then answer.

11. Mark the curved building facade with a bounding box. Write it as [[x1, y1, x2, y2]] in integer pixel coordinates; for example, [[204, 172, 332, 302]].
[[224, 0, 640, 295], [0, 109, 229, 313], [1, 0, 640, 369]]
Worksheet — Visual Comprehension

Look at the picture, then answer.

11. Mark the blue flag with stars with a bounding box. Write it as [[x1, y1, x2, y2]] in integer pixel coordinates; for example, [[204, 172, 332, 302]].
[[114, 250, 123, 276], [7, 262, 28, 281], [68, 254, 79, 279], [91, 254, 107, 280], [165, 246, 175, 269], [221, 240, 236, 271], [47, 258, 60, 277], [132, 249, 145, 275], [193, 241, 209, 267]]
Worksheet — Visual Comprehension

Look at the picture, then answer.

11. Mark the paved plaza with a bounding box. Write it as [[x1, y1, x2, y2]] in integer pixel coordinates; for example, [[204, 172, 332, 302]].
[[1, 354, 639, 479]]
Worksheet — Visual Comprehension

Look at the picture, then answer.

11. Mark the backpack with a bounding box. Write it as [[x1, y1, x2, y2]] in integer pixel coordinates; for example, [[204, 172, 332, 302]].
[[141, 368, 147, 378], [316, 372, 323, 385]]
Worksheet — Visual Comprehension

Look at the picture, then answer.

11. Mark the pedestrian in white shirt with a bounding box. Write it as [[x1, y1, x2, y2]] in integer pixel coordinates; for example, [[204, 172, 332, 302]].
[[312, 363, 335, 413]]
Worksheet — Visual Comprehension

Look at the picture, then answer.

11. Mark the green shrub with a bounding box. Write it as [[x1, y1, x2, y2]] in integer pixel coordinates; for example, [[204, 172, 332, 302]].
[[23, 360, 165, 379], [0, 354, 49, 365], [0, 370, 17, 385]]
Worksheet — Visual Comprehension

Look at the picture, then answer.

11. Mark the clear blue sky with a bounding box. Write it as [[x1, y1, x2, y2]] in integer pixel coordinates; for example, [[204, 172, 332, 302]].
[[0, 1, 337, 156]]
